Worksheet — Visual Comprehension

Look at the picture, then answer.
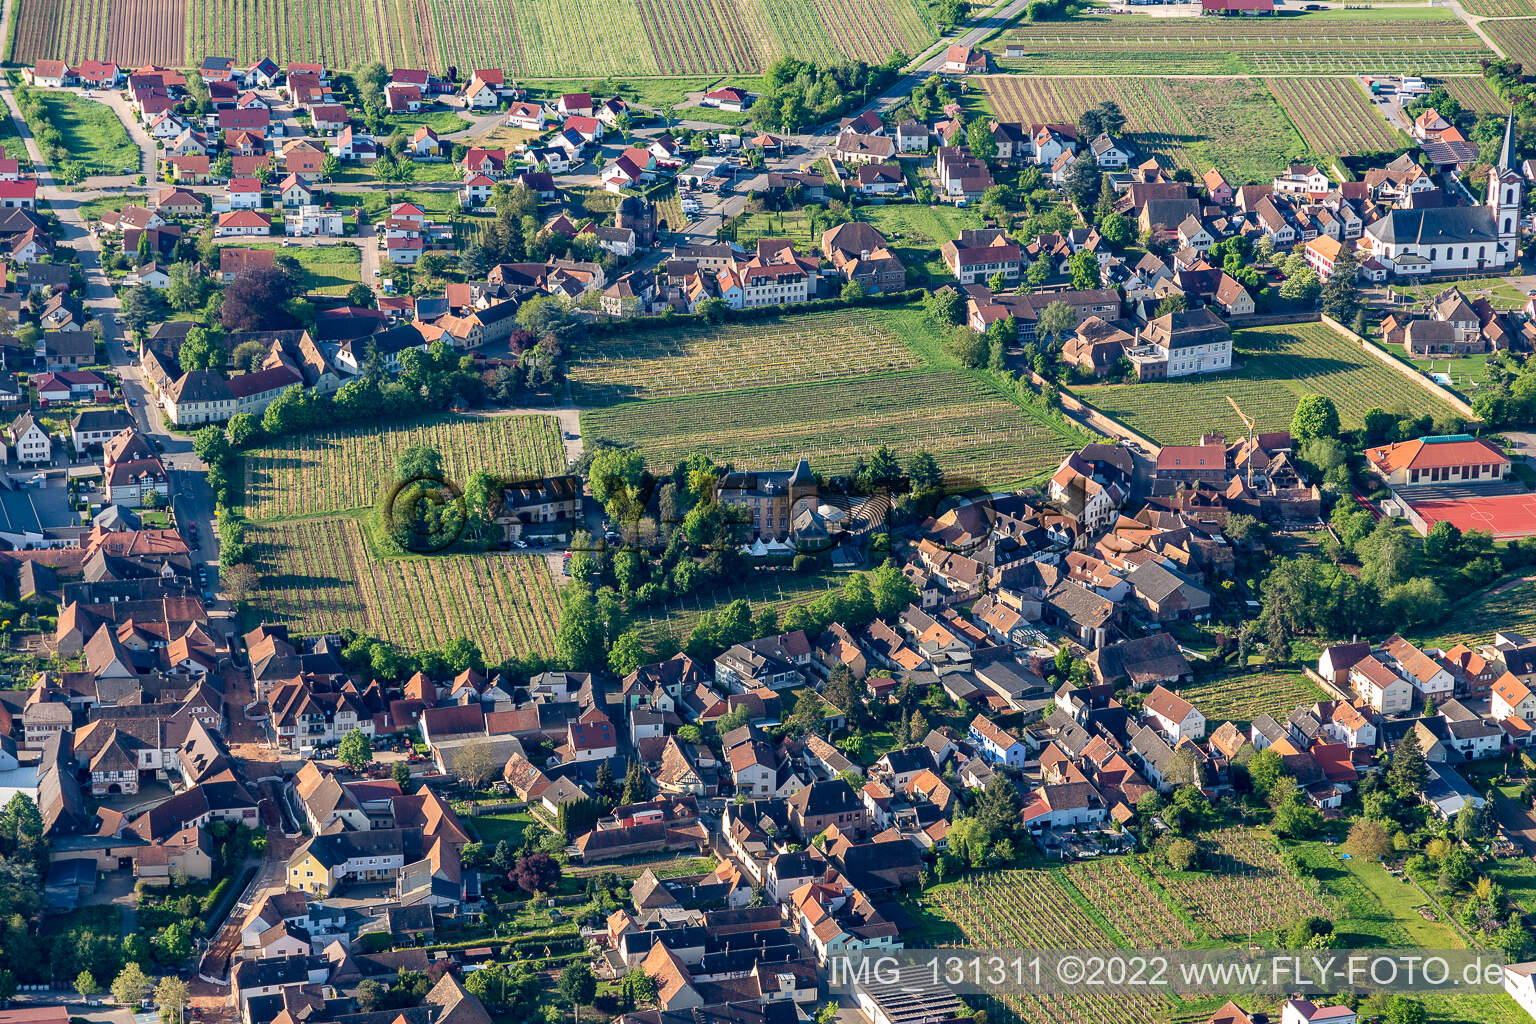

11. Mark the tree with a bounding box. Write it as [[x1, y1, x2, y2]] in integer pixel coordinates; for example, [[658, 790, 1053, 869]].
[[618, 969, 656, 1010], [1155, 293, 1188, 317], [1246, 748, 1284, 800], [1279, 266, 1321, 303], [511, 851, 562, 893], [337, 729, 373, 772], [75, 971, 99, 1001], [1345, 818, 1390, 859], [621, 759, 647, 804], [222, 563, 258, 607], [222, 266, 300, 331], [1291, 394, 1341, 442], [967, 119, 997, 162], [112, 964, 151, 1007], [1389, 727, 1428, 800], [1457, 799, 1495, 843], [1098, 211, 1131, 246], [1320, 249, 1360, 322], [607, 630, 647, 677], [923, 288, 962, 327], [841, 279, 865, 302], [1068, 251, 1099, 290], [452, 738, 500, 787], [119, 285, 167, 336], [391, 760, 413, 790], [347, 283, 376, 308], [556, 964, 597, 1007], [178, 326, 225, 373], [1036, 300, 1076, 344], [155, 977, 189, 1024], [1383, 997, 1428, 1024]]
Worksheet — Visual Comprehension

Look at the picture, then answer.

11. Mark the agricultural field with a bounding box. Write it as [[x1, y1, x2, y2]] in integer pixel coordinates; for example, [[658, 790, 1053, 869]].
[[926, 869, 1188, 1024], [568, 309, 927, 404], [1485, 18, 1536, 68], [147, 0, 933, 74], [1173, 670, 1326, 726], [1461, 0, 1536, 14], [1439, 75, 1508, 115], [241, 414, 566, 521], [1265, 77, 1404, 156], [1153, 829, 1331, 940], [1061, 859, 1199, 947], [984, 76, 1306, 182], [13, 0, 185, 65], [993, 10, 1492, 75], [184, 0, 433, 71], [1071, 322, 1454, 446], [1416, 574, 1536, 646], [252, 515, 561, 661], [580, 370, 1086, 489]]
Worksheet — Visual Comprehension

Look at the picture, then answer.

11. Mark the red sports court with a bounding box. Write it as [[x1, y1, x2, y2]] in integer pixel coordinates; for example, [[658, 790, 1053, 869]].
[[1405, 491, 1536, 541]]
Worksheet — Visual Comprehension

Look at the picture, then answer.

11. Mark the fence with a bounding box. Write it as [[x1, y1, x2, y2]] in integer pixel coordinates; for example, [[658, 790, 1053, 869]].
[[1044, 370, 1160, 452], [1302, 664, 1354, 705]]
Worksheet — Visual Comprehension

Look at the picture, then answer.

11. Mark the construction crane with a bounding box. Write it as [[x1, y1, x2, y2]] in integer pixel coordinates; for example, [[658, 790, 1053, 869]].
[[1227, 395, 1256, 488]]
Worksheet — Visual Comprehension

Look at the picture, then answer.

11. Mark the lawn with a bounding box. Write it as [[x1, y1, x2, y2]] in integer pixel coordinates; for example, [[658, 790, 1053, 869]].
[[986, 76, 1307, 182], [359, 188, 463, 220], [28, 90, 139, 178], [241, 413, 566, 521], [1071, 322, 1455, 446], [252, 515, 563, 661], [218, 242, 362, 296], [382, 109, 473, 135], [333, 160, 463, 184], [1173, 670, 1326, 726], [472, 810, 537, 846], [856, 204, 984, 283]]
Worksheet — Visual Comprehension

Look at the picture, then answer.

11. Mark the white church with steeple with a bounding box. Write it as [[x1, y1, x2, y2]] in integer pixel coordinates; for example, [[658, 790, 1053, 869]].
[[1362, 111, 1521, 276]]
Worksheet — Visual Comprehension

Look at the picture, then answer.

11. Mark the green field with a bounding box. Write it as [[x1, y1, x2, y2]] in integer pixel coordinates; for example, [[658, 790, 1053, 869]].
[[1071, 322, 1455, 446], [994, 9, 1493, 75], [220, 242, 363, 296], [242, 414, 567, 521], [28, 89, 138, 178], [855, 205, 985, 284], [1174, 670, 1327, 726], [987, 76, 1306, 182], [631, 569, 852, 645]]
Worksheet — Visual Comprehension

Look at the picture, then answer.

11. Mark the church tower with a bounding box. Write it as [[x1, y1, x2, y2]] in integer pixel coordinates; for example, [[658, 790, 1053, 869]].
[[1488, 109, 1523, 251]]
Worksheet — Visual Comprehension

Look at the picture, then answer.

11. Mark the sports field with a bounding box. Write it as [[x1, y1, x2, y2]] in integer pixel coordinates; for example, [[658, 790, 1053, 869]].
[[241, 414, 567, 521], [994, 10, 1492, 75], [1071, 322, 1455, 445], [252, 516, 562, 661], [985, 76, 1306, 182]]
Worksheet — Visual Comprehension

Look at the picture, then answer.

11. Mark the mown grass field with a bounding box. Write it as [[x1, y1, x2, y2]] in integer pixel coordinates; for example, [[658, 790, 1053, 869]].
[[993, 9, 1492, 75], [855, 204, 984, 283], [29, 88, 137, 177], [252, 515, 562, 661], [985, 75, 1305, 182], [581, 370, 1083, 489], [242, 414, 567, 521], [1174, 670, 1326, 726], [220, 242, 362, 296], [568, 308, 927, 404], [1071, 322, 1453, 445]]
